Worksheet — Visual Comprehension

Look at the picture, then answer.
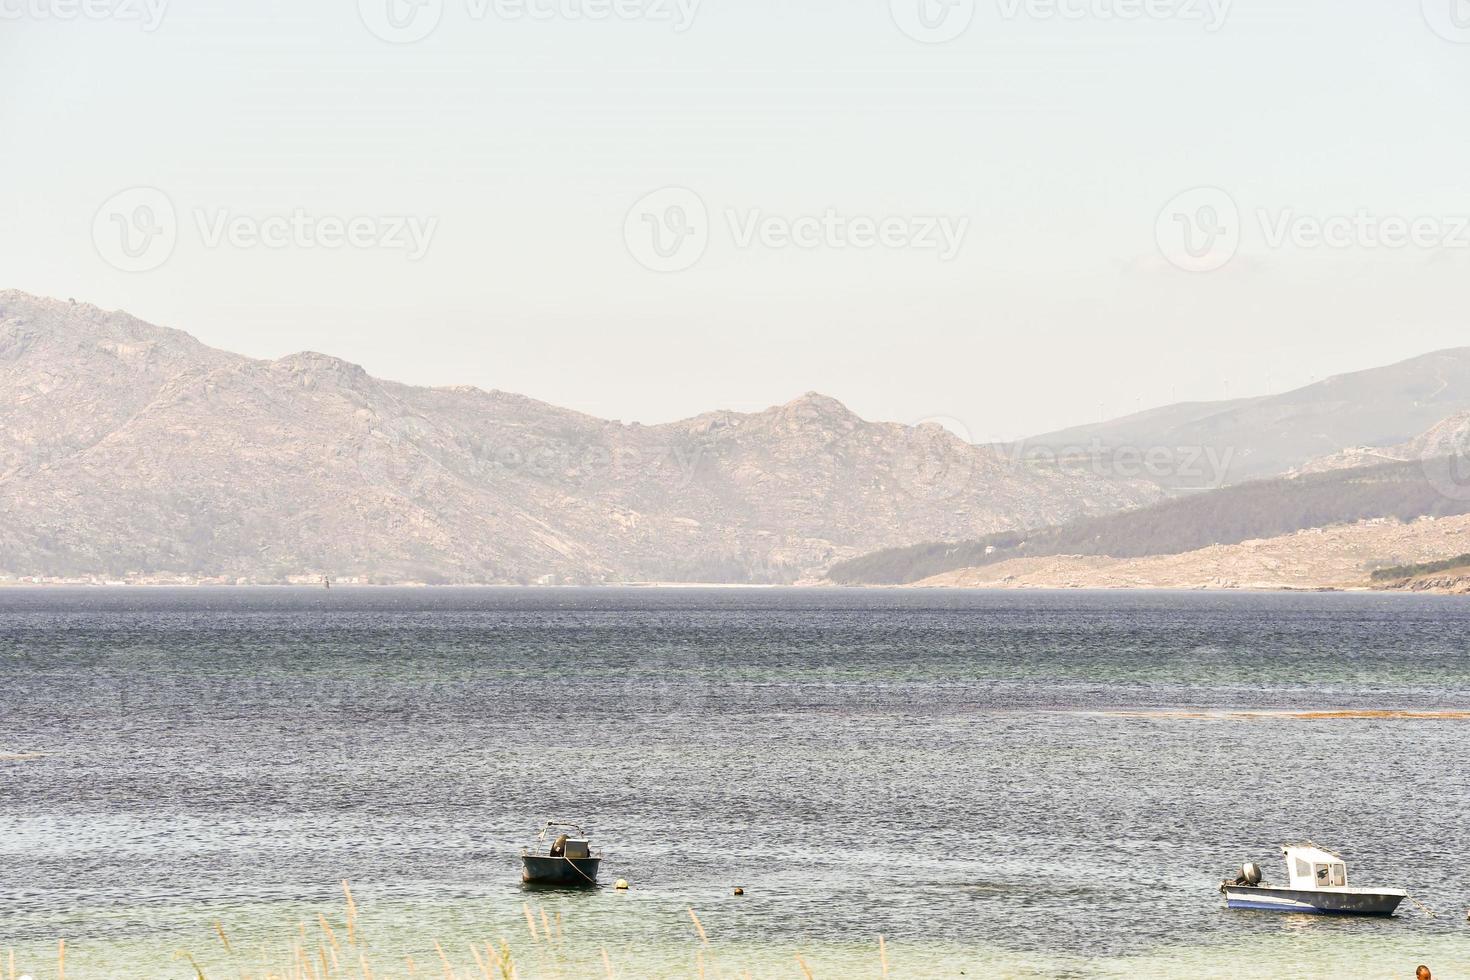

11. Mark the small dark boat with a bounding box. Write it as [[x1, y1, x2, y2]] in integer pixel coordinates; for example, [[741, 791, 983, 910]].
[[521, 821, 602, 886], [1220, 844, 1406, 916]]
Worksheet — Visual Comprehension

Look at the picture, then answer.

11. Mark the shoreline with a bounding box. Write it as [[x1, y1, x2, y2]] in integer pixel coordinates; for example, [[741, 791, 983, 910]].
[[1, 579, 1467, 595]]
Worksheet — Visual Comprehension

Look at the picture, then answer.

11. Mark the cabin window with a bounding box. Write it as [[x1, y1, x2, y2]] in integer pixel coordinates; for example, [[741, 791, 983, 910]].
[[1314, 864, 1331, 885], [1330, 863, 1346, 886], [1295, 858, 1311, 880]]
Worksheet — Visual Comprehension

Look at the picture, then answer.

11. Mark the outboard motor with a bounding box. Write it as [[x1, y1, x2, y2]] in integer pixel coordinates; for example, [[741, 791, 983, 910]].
[[1236, 862, 1263, 886]]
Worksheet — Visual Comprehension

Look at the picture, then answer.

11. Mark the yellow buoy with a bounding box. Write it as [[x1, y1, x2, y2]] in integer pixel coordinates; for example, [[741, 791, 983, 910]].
[[733, 887, 745, 896], [615, 879, 629, 890]]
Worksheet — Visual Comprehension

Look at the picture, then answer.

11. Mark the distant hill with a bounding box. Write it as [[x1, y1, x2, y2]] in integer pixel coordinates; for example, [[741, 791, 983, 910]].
[[827, 458, 1470, 585], [1295, 409, 1470, 476], [1015, 349, 1470, 487], [915, 514, 1470, 593], [0, 291, 1159, 584]]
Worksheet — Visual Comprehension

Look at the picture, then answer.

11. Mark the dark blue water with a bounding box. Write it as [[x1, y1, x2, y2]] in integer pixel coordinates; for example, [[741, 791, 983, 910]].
[[3, 587, 1469, 978]]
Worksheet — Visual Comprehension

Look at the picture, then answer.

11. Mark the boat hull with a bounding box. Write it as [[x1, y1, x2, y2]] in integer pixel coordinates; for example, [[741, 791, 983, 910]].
[[1222, 885, 1405, 916], [521, 855, 602, 886]]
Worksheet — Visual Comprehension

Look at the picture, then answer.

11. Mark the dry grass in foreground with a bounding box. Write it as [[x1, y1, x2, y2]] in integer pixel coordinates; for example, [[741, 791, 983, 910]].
[[3, 882, 893, 980]]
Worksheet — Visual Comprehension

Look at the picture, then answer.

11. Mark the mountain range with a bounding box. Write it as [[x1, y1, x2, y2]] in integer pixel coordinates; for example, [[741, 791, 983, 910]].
[[0, 291, 1154, 584], [4, 290, 1468, 586]]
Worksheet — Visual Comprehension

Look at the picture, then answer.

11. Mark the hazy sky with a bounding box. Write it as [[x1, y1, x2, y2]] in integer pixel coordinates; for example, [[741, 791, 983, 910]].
[[3, 0, 1469, 440]]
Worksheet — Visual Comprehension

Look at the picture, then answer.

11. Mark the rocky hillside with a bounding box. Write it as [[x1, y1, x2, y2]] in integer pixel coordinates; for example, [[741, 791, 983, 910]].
[[0, 291, 1161, 584], [1367, 553, 1470, 594], [827, 456, 1470, 585], [1377, 570, 1470, 595], [915, 514, 1470, 592], [1296, 410, 1470, 476]]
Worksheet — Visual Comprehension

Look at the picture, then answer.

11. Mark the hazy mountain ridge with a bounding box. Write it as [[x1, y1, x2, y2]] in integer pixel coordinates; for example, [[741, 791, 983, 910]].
[[0, 291, 1160, 583], [1018, 348, 1470, 486], [0, 298, 236, 480]]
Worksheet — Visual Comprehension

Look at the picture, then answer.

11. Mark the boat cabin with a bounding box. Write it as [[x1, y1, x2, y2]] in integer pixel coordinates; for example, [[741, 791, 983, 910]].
[[550, 836, 593, 860], [1281, 844, 1348, 890]]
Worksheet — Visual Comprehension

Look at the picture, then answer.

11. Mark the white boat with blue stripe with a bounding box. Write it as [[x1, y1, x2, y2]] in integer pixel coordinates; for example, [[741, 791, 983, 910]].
[[1220, 844, 1406, 916]]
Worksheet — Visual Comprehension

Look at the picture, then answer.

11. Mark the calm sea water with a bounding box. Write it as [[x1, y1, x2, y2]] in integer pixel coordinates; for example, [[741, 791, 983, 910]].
[[3, 587, 1470, 979]]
